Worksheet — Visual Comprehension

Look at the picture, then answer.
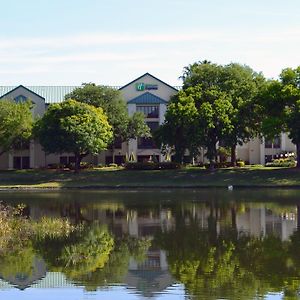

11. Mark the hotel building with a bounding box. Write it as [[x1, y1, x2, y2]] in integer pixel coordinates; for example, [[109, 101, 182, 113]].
[[0, 73, 296, 169]]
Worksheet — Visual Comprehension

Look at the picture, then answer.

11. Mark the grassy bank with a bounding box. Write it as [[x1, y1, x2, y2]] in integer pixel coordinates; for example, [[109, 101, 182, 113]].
[[0, 166, 299, 189]]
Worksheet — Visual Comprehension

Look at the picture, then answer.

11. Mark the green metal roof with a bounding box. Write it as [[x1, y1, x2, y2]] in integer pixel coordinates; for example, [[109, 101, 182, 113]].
[[127, 92, 168, 104], [0, 86, 80, 104], [0, 84, 180, 104]]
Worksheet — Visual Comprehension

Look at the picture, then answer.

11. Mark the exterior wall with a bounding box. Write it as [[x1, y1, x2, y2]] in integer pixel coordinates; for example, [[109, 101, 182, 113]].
[[0, 153, 9, 169], [249, 138, 262, 164], [120, 74, 177, 163], [2, 86, 46, 118]]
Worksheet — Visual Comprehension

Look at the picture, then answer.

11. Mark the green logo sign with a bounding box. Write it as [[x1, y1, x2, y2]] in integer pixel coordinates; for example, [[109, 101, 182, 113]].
[[135, 82, 158, 91], [136, 83, 145, 91]]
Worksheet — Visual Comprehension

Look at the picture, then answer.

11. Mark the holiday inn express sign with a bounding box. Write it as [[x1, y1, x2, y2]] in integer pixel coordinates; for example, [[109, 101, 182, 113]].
[[135, 82, 158, 91]]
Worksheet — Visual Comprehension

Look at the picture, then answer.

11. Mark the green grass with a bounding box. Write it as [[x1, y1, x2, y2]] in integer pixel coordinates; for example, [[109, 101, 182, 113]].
[[0, 166, 299, 189]]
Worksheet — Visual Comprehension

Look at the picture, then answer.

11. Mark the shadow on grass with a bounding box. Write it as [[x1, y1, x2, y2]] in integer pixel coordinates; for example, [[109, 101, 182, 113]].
[[0, 167, 298, 188]]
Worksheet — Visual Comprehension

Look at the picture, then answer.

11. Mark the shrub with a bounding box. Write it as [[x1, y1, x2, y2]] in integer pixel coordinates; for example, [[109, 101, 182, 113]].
[[237, 161, 245, 167], [80, 162, 94, 169], [108, 163, 118, 168], [266, 158, 296, 168], [218, 147, 231, 163]]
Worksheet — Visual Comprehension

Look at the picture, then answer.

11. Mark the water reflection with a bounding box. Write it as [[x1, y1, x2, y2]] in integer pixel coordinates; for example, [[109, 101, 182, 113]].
[[0, 189, 300, 299]]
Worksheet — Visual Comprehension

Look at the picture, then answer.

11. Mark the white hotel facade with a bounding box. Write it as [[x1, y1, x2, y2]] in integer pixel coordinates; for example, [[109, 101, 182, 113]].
[[0, 73, 296, 169]]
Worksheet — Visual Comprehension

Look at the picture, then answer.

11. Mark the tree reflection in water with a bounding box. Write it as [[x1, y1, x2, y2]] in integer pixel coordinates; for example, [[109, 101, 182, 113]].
[[155, 201, 300, 299], [0, 192, 300, 299]]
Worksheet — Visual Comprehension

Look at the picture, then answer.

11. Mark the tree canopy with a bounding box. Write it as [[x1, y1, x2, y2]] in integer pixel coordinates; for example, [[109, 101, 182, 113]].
[[65, 84, 150, 158], [34, 99, 113, 172], [0, 99, 33, 156], [178, 61, 264, 166], [261, 66, 300, 167]]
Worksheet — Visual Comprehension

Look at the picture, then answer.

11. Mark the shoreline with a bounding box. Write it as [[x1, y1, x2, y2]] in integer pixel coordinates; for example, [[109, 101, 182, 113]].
[[1, 184, 300, 190]]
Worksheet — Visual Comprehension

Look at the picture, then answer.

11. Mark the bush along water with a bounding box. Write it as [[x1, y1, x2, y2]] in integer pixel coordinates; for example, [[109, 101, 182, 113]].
[[0, 203, 152, 287]]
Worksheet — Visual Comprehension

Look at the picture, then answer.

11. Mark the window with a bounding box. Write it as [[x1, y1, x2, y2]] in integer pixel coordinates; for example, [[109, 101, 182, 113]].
[[138, 122, 159, 149], [136, 105, 159, 118], [265, 139, 272, 148], [114, 137, 122, 149], [13, 156, 30, 169], [265, 155, 273, 163], [13, 140, 30, 151], [59, 156, 75, 166], [14, 95, 28, 103], [273, 136, 281, 148], [265, 136, 281, 149]]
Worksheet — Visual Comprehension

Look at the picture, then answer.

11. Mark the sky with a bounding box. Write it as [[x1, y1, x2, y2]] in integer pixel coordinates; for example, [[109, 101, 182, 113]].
[[0, 0, 299, 86]]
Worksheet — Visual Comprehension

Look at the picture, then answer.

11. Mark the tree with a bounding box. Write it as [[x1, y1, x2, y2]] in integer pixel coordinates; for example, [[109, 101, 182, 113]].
[[0, 99, 33, 156], [182, 61, 264, 166], [220, 64, 265, 165], [34, 99, 113, 172], [261, 67, 300, 168], [158, 84, 234, 167], [155, 90, 198, 163], [65, 83, 150, 163], [194, 86, 234, 168]]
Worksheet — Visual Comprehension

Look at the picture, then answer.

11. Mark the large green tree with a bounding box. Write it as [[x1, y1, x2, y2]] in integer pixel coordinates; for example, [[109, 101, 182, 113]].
[[220, 64, 265, 165], [65, 84, 150, 162], [182, 61, 264, 166], [158, 84, 234, 167], [261, 67, 300, 168], [0, 99, 33, 156], [34, 99, 113, 172], [155, 89, 198, 163]]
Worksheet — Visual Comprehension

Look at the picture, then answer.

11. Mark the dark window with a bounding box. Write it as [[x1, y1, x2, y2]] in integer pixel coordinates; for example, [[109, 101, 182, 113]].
[[60, 156, 75, 166], [14, 95, 27, 103], [22, 157, 30, 169], [265, 136, 281, 149], [115, 155, 125, 164], [13, 156, 30, 169], [60, 156, 68, 165], [13, 157, 21, 169], [138, 122, 159, 149], [114, 137, 122, 149], [273, 136, 281, 148], [136, 105, 159, 118], [265, 139, 272, 148], [265, 155, 273, 163], [13, 140, 30, 151]]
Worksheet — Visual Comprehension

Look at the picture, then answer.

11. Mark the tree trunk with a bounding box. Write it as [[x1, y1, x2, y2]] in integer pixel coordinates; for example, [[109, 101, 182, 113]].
[[297, 143, 300, 169], [112, 145, 115, 164], [74, 153, 82, 173], [297, 205, 300, 230], [231, 145, 237, 167]]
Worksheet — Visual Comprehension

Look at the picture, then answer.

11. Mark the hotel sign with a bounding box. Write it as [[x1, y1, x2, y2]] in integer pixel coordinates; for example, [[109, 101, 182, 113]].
[[135, 82, 158, 91]]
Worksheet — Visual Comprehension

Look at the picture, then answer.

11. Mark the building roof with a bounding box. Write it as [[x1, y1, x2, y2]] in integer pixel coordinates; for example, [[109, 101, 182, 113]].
[[0, 86, 80, 104], [119, 72, 179, 92], [0, 80, 180, 104], [127, 92, 168, 104]]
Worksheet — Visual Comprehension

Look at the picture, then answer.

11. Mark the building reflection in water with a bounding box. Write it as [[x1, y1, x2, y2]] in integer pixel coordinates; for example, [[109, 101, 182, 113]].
[[0, 196, 299, 297]]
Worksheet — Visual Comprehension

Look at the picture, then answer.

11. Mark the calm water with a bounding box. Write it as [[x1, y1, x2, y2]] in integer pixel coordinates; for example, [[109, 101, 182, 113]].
[[1, 189, 300, 300]]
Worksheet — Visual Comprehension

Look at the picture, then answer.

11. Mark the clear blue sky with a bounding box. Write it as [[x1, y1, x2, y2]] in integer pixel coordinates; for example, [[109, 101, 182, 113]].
[[0, 0, 299, 86]]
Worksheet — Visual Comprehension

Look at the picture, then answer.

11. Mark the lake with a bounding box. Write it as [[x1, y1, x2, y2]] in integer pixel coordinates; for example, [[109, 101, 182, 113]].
[[0, 189, 300, 300]]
